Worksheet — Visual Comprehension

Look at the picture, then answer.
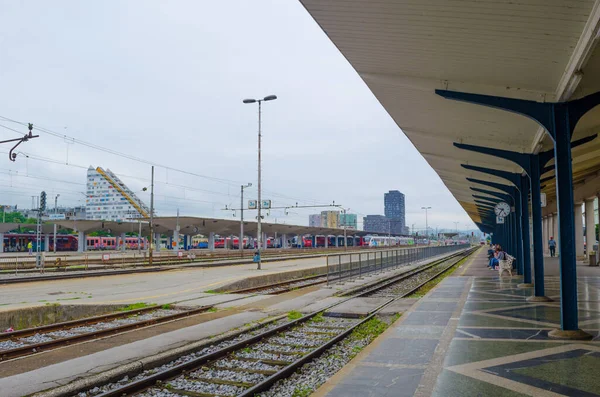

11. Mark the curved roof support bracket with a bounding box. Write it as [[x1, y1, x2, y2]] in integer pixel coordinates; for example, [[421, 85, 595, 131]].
[[438, 88, 600, 335]]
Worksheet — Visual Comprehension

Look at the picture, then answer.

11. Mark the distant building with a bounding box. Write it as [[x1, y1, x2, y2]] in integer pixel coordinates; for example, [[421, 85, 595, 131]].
[[86, 166, 152, 221], [363, 215, 388, 233], [309, 214, 321, 227], [339, 213, 358, 229], [320, 211, 340, 228], [384, 190, 406, 234], [43, 206, 87, 221]]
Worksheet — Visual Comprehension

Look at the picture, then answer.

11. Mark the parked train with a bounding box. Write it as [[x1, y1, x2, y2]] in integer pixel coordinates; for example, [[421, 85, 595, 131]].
[[86, 236, 148, 250], [2, 233, 78, 252]]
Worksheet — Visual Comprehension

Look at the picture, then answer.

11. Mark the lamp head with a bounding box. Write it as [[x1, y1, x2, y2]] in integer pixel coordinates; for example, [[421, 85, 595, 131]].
[[263, 95, 277, 101], [243, 99, 257, 104]]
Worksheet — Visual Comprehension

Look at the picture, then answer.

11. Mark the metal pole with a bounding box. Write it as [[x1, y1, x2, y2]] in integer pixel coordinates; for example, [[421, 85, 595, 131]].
[[138, 220, 141, 254], [343, 209, 347, 251], [257, 100, 262, 270], [53, 195, 59, 253], [240, 184, 244, 257], [149, 166, 154, 266]]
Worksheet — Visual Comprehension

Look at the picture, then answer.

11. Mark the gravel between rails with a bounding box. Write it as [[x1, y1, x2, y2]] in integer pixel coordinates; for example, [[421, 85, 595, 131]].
[[258, 316, 397, 397], [76, 316, 360, 397], [0, 309, 186, 352], [76, 319, 287, 396]]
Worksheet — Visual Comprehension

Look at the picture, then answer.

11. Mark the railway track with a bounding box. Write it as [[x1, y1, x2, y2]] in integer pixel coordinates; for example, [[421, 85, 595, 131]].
[[68, 247, 475, 397], [344, 247, 476, 298], [229, 274, 328, 295], [0, 304, 218, 361]]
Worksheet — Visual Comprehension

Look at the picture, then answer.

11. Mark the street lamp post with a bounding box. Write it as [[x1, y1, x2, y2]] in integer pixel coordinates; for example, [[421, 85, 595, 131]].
[[53, 194, 60, 253], [240, 182, 252, 257], [421, 207, 431, 244], [243, 94, 277, 270]]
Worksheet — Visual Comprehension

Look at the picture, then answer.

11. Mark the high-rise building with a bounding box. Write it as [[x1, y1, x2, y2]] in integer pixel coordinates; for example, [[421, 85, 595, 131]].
[[320, 211, 340, 228], [384, 190, 406, 234], [309, 214, 321, 227], [363, 215, 388, 233], [86, 166, 152, 221], [339, 213, 358, 229]]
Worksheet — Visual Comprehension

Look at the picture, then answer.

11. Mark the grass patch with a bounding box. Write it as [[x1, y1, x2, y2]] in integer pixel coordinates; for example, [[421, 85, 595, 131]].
[[208, 307, 218, 312], [292, 386, 313, 397], [57, 297, 81, 301], [287, 310, 303, 321], [118, 302, 153, 311], [310, 312, 325, 323], [338, 316, 390, 360], [161, 303, 172, 310], [205, 289, 224, 294], [408, 256, 469, 298], [349, 317, 388, 343]]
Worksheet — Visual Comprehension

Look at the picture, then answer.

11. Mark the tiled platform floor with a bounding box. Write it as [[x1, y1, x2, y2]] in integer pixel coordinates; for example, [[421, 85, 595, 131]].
[[316, 248, 600, 397]]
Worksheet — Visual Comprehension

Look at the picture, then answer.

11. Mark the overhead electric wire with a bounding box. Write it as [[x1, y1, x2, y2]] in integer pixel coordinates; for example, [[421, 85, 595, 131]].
[[0, 115, 342, 206], [1, 115, 369, 219]]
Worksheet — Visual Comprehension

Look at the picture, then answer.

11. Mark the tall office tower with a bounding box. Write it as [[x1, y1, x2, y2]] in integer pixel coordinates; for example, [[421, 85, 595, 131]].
[[384, 190, 406, 234]]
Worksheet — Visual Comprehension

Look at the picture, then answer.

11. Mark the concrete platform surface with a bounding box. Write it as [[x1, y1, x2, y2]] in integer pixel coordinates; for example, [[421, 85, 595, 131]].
[[0, 256, 330, 312], [325, 297, 392, 318], [314, 248, 600, 397]]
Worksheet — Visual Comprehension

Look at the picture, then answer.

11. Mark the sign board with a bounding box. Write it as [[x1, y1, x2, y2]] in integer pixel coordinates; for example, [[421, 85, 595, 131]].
[[261, 200, 272, 209], [102, 254, 110, 261], [178, 251, 183, 258], [49, 214, 66, 220], [248, 200, 257, 209], [540, 192, 547, 207], [496, 216, 505, 224]]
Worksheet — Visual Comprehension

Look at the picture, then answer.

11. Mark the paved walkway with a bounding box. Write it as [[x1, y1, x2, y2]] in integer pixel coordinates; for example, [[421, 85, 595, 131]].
[[0, 256, 330, 312], [316, 248, 600, 397]]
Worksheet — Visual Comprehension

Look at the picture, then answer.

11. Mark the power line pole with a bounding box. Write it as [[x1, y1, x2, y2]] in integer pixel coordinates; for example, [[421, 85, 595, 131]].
[[53, 194, 59, 253], [149, 166, 154, 266]]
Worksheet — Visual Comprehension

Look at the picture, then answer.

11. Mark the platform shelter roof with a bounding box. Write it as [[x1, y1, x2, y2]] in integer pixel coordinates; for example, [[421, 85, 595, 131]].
[[300, 0, 600, 225]]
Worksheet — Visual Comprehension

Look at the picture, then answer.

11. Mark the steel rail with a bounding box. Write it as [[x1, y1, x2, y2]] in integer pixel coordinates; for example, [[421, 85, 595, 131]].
[[342, 248, 474, 297], [0, 304, 215, 361]]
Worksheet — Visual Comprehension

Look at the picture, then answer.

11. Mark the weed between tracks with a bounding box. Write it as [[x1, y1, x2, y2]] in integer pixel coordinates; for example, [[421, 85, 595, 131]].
[[288, 310, 303, 321], [408, 255, 469, 298], [118, 302, 153, 311]]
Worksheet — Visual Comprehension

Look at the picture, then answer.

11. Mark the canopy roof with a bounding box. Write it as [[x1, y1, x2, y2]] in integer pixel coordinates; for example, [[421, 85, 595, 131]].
[[0, 217, 407, 237], [300, 0, 600, 225]]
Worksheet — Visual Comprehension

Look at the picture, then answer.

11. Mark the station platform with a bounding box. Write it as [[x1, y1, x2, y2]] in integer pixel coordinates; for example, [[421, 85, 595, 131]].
[[315, 248, 600, 397], [0, 256, 331, 312]]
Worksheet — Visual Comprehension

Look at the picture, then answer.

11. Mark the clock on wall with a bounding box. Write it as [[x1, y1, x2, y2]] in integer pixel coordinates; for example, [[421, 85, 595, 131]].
[[494, 202, 511, 217]]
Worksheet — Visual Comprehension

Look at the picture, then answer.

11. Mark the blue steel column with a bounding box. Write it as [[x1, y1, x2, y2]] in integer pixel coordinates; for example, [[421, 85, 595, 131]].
[[552, 106, 579, 333], [529, 158, 548, 301], [520, 175, 532, 285], [437, 89, 600, 339]]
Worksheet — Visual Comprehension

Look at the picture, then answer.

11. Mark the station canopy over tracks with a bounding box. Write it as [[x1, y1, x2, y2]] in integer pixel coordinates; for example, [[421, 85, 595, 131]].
[[299, 0, 600, 225], [0, 217, 405, 238]]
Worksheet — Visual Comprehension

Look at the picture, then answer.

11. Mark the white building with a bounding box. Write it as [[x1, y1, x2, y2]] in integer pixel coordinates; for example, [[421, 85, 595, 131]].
[[85, 166, 151, 221]]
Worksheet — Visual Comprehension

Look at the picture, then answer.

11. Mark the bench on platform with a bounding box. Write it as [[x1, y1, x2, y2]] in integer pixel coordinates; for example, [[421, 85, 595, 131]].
[[498, 255, 514, 277]]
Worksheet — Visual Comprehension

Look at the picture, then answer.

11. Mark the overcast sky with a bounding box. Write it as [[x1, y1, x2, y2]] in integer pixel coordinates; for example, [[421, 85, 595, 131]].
[[0, 0, 476, 232]]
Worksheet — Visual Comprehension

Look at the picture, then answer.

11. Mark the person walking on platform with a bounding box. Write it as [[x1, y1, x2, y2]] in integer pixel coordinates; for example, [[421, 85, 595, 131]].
[[27, 241, 33, 255], [549, 236, 556, 257]]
